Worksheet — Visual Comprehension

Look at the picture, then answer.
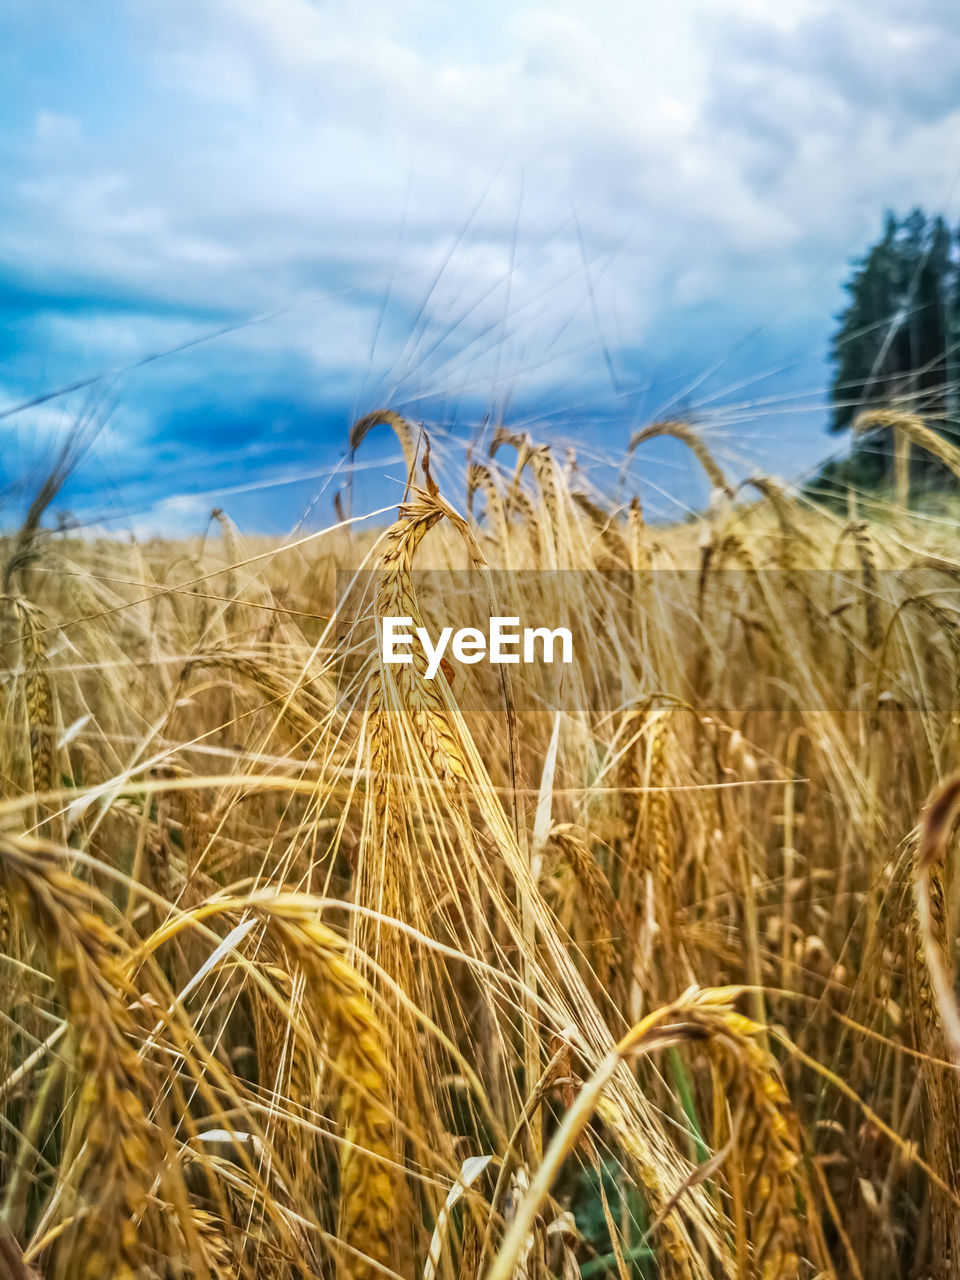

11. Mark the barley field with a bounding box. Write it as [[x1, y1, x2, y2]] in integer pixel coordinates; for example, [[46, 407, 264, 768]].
[[3, 408, 960, 1279]]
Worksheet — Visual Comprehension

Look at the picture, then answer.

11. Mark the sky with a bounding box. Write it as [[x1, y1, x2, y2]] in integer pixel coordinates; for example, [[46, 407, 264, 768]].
[[2, 0, 960, 533]]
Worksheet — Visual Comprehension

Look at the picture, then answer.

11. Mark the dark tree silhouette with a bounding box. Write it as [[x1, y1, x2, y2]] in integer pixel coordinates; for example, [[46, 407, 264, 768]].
[[831, 209, 956, 433], [817, 209, 960, 500]]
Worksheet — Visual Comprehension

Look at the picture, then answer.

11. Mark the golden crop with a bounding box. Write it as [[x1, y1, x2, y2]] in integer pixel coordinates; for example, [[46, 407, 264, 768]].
[[0, 410, 958, 1279]]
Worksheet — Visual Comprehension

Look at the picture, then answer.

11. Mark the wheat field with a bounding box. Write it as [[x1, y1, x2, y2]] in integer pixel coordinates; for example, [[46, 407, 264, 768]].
[[2, 409, 960, 1279]]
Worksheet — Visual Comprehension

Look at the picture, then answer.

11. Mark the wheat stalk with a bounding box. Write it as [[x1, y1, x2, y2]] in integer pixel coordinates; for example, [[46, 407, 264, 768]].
[[855, 408, 960, 493], [849, 520, 883, 651], [467, 461, 510, 555], [912, 776, 960, 1275], [0, 834, 166, 1279], [628, 420, 732, 498], [10, 600, 57, 821], [351, 409, 420, 481], [550, 825, 619, 1001], [489, 986, 817, 1280], [181, 893, 406, 1280]]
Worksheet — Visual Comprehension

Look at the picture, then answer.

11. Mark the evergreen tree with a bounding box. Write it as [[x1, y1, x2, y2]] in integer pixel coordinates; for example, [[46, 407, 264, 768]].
[[830, 209, 957, 431], [823, 209, 959, 497]]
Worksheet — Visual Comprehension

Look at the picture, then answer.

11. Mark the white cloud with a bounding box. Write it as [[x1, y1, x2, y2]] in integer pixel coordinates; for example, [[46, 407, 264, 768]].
[[33, 110, 81, 142], [2, 0, 959, 513]]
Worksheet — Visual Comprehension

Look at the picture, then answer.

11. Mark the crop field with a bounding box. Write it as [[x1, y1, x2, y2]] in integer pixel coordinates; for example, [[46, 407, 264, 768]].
[[3, 408, 960, 1279]]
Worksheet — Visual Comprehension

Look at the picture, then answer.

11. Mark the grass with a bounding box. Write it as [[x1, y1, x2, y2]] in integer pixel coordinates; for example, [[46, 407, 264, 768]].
[[0, 410, 960, 1277]]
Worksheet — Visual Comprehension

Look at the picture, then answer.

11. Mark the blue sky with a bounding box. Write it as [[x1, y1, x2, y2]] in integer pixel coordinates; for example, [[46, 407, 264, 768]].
[[3, 0, 960, 532]]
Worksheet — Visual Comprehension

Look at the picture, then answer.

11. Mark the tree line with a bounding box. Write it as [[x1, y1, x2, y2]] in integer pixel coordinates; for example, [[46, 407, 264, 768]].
[[813, 208, 960, 502]]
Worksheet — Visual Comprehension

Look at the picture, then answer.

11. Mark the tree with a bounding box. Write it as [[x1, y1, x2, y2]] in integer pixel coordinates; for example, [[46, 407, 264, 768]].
[[831, 210, 956, 429], [824, 209, 960, 497]]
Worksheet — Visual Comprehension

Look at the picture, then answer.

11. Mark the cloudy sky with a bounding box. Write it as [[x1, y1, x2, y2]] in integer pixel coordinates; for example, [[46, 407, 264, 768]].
[[2, 0, 959, 531]]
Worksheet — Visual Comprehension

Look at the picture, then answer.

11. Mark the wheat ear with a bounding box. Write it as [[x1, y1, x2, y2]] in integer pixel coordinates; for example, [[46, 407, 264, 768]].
[[0, 835, 162, 1280], [190, 894, 405, 1280], [9, 601, 57, 822], [628, 420, 733, 497], [550, 825, 619, 999], [490, 987, 817, 1280], [855, 408, 960, 488], [467, 461, 510, 554], [849, 520, 882, 651], [351, 409, 419, 481], [210, 506, 240, 622]]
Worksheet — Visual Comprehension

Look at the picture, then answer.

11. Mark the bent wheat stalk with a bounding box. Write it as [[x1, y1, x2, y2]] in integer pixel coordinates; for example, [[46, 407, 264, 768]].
[[488, 986, 815, 1280], [627, 420, 733, 498], [351, 409, 420, 482]]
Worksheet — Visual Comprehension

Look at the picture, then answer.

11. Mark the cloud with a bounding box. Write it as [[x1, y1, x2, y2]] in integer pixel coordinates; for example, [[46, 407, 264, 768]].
[[1, 0, 959, 525]]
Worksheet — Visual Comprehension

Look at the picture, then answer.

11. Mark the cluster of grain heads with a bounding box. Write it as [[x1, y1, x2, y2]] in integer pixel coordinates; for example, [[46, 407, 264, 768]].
[[0, 830, 409, 1276], [0, 835, 172, 1278], [8, 405, 960, 1275], [488, 987, 823, 1280], [346, 409, 960, 1273], [159, 892, 406, 1280]]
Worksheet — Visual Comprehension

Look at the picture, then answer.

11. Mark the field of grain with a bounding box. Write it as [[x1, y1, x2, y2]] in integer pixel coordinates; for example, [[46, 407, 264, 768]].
[[3, 409, 960, 1279]]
